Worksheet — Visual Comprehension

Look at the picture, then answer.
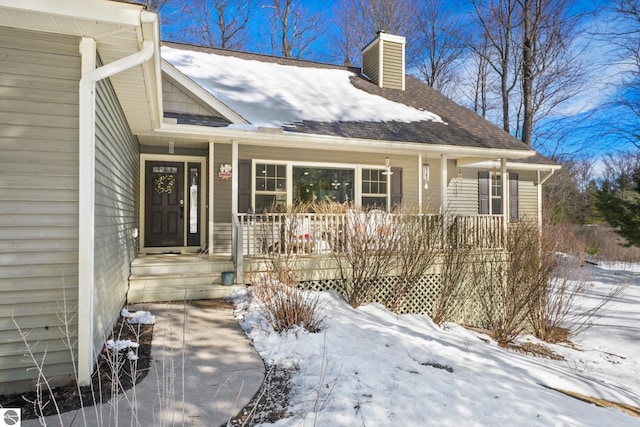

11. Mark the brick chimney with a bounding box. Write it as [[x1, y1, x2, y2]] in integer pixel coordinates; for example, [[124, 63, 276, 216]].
[[361, 32, 406, 91]]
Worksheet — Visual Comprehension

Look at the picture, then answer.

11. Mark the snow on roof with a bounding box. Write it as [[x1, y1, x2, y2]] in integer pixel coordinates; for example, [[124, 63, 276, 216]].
[[161, 45, 444, 128]]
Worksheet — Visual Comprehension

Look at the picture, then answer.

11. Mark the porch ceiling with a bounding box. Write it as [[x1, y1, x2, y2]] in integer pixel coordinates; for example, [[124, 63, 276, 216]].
[[0, 0, 161, 134]]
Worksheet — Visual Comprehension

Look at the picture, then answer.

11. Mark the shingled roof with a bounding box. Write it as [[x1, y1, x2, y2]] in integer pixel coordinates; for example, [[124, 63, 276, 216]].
[[162, 41, 556, 164]]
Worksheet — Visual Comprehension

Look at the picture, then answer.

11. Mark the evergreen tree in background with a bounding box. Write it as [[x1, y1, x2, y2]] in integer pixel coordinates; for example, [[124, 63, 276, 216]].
[[596, 152, 640, 247]]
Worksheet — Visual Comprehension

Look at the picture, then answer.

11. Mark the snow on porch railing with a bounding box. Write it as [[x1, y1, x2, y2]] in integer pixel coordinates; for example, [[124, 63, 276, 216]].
[[237, 213, 504, 256]]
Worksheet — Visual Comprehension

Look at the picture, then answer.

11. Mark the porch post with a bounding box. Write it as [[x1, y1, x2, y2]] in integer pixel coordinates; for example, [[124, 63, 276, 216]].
[[440, 154, 448, 214], [501, 157, 508, 238], [208, 141, 215, 254], [537, 170, 542, 229], [232, 140, 238, 215]]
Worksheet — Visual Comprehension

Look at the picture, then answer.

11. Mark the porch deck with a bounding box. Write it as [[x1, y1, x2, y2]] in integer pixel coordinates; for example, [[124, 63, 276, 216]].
[[127, 253, 244, 303]]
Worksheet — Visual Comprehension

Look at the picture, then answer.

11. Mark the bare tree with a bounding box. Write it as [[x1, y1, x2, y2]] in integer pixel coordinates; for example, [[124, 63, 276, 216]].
[[141, 0, 170, 12], [518, 0, 586, 147], [170, 0, 252, 49], [265, 0, 325, 59], [415, 1, 468, 96], [543, 156, 598, 224], [610, 0, 640, 150], [472, 33, 493, 118], [471, 0, 521, 134], [470, 0, 587, 148], [332, 0, 420, 66]]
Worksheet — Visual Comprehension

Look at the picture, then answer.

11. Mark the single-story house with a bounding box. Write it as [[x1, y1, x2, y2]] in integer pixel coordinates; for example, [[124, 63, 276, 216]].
[[0, 0, 559, 392]]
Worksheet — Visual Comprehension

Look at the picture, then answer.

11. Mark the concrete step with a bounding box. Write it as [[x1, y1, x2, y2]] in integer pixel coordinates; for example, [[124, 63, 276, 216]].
[[127, 282, 244, 303], [128, 254, 240, 303], [130, 255, 234, 277]]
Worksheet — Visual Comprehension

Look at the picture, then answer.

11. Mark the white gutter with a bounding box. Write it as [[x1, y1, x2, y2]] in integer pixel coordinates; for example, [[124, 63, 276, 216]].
[[77, 38, 154, 386], [153, 123, 537, 160], [536, 169, 556, 228]]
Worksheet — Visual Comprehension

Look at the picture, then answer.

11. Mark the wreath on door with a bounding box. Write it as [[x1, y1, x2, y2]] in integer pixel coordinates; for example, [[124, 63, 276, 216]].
[[154, 174, 175, 194]]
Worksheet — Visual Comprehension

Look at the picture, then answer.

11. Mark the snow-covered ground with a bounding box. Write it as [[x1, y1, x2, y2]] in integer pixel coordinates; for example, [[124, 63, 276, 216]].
[[232, 261, 640, 426]]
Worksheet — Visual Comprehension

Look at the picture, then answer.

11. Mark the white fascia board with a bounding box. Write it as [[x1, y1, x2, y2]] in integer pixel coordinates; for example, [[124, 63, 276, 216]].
[[379, 32, 406, 44], [361, 32, 406, 54], [457, 158, 561, 171], [161, 60, 249, 125], [0, 0, 143, 27], [153, 122, 537, 159], [141, 11, 163, 129]]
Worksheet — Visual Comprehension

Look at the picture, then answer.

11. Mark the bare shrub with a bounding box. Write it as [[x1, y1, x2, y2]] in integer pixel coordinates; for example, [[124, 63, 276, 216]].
[[11, 317, 65, 424], [252, 280, 325, 333], [250, 202, 313, 288], [528, 228, 624, 342], [473, 221, 549, 345], [431, 219, 473, 325], [385, 208, 442, 312], [472, 221, 623, 345], [545, 223, 640, 263], [330, 206, 401, 308]]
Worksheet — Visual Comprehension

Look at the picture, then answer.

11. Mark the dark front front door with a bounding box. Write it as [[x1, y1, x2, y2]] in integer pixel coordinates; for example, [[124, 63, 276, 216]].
[[145, 161, 184, 247]]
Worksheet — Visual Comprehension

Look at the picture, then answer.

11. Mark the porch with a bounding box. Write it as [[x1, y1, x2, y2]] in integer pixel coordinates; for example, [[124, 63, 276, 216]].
[[127, 213, 505, 304]]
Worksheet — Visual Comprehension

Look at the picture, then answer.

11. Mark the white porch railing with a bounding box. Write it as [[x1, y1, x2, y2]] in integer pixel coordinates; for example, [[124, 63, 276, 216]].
[[235, 213, 504, 257]]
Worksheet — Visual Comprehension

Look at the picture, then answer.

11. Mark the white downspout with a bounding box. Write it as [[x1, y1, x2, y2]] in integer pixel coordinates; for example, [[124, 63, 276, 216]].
[[440, 154, 448, 214], [501, 157, 508, 237], [77, 38, 154, 386], [418, 154, 423, 214]]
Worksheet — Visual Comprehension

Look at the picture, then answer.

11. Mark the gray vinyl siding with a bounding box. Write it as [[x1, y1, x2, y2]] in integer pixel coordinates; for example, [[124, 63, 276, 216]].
[[446, 166, 539, 218], [518, 170, 538, 220], [93, 73, 140, 352], [0, 28, 80, 390], [444, 163, 478, 216], [381, 40, 403, 90], [162, 75, 221, 117], [362, 42, 380, 84], [422, 158, 442, 213]]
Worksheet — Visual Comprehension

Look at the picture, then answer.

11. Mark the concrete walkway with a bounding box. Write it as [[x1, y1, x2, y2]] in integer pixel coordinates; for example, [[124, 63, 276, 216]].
[[23, 300, 265, 427]]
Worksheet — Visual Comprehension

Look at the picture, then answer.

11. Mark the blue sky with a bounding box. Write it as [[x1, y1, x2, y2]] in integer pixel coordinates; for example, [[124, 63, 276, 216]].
[[158, 0, 638, 163]]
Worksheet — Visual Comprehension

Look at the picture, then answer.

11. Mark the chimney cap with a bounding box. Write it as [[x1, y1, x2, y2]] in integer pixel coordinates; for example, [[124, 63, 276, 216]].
[[361, 32, 406, 54]]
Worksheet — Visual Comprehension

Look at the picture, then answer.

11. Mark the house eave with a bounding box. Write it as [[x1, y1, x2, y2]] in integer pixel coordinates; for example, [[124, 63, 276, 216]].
[[0, 0, 163, 133], [146, 123, 537, 160]]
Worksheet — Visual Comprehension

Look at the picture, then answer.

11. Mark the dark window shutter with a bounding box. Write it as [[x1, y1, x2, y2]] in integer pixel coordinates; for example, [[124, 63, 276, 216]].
[[238, 159, 251, 214], [509, 172, 519, 222], [390, 167, 402, 209], [478, 171, 489, 214]]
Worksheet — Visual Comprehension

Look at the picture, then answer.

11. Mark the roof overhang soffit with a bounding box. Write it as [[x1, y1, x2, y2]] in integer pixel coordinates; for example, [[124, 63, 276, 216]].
[[150, 122, 537, 160], [0, 0, 143, 35]]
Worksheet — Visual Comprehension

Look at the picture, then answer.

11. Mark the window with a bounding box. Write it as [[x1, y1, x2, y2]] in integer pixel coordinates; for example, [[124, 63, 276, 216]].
[[491, 173, 502, 215], [243, 161, 401, 213], [361, 168, 388, 209], [255, 163, 286, 212], [479, 170, 519, 220], [293, 167, 354, 204]]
